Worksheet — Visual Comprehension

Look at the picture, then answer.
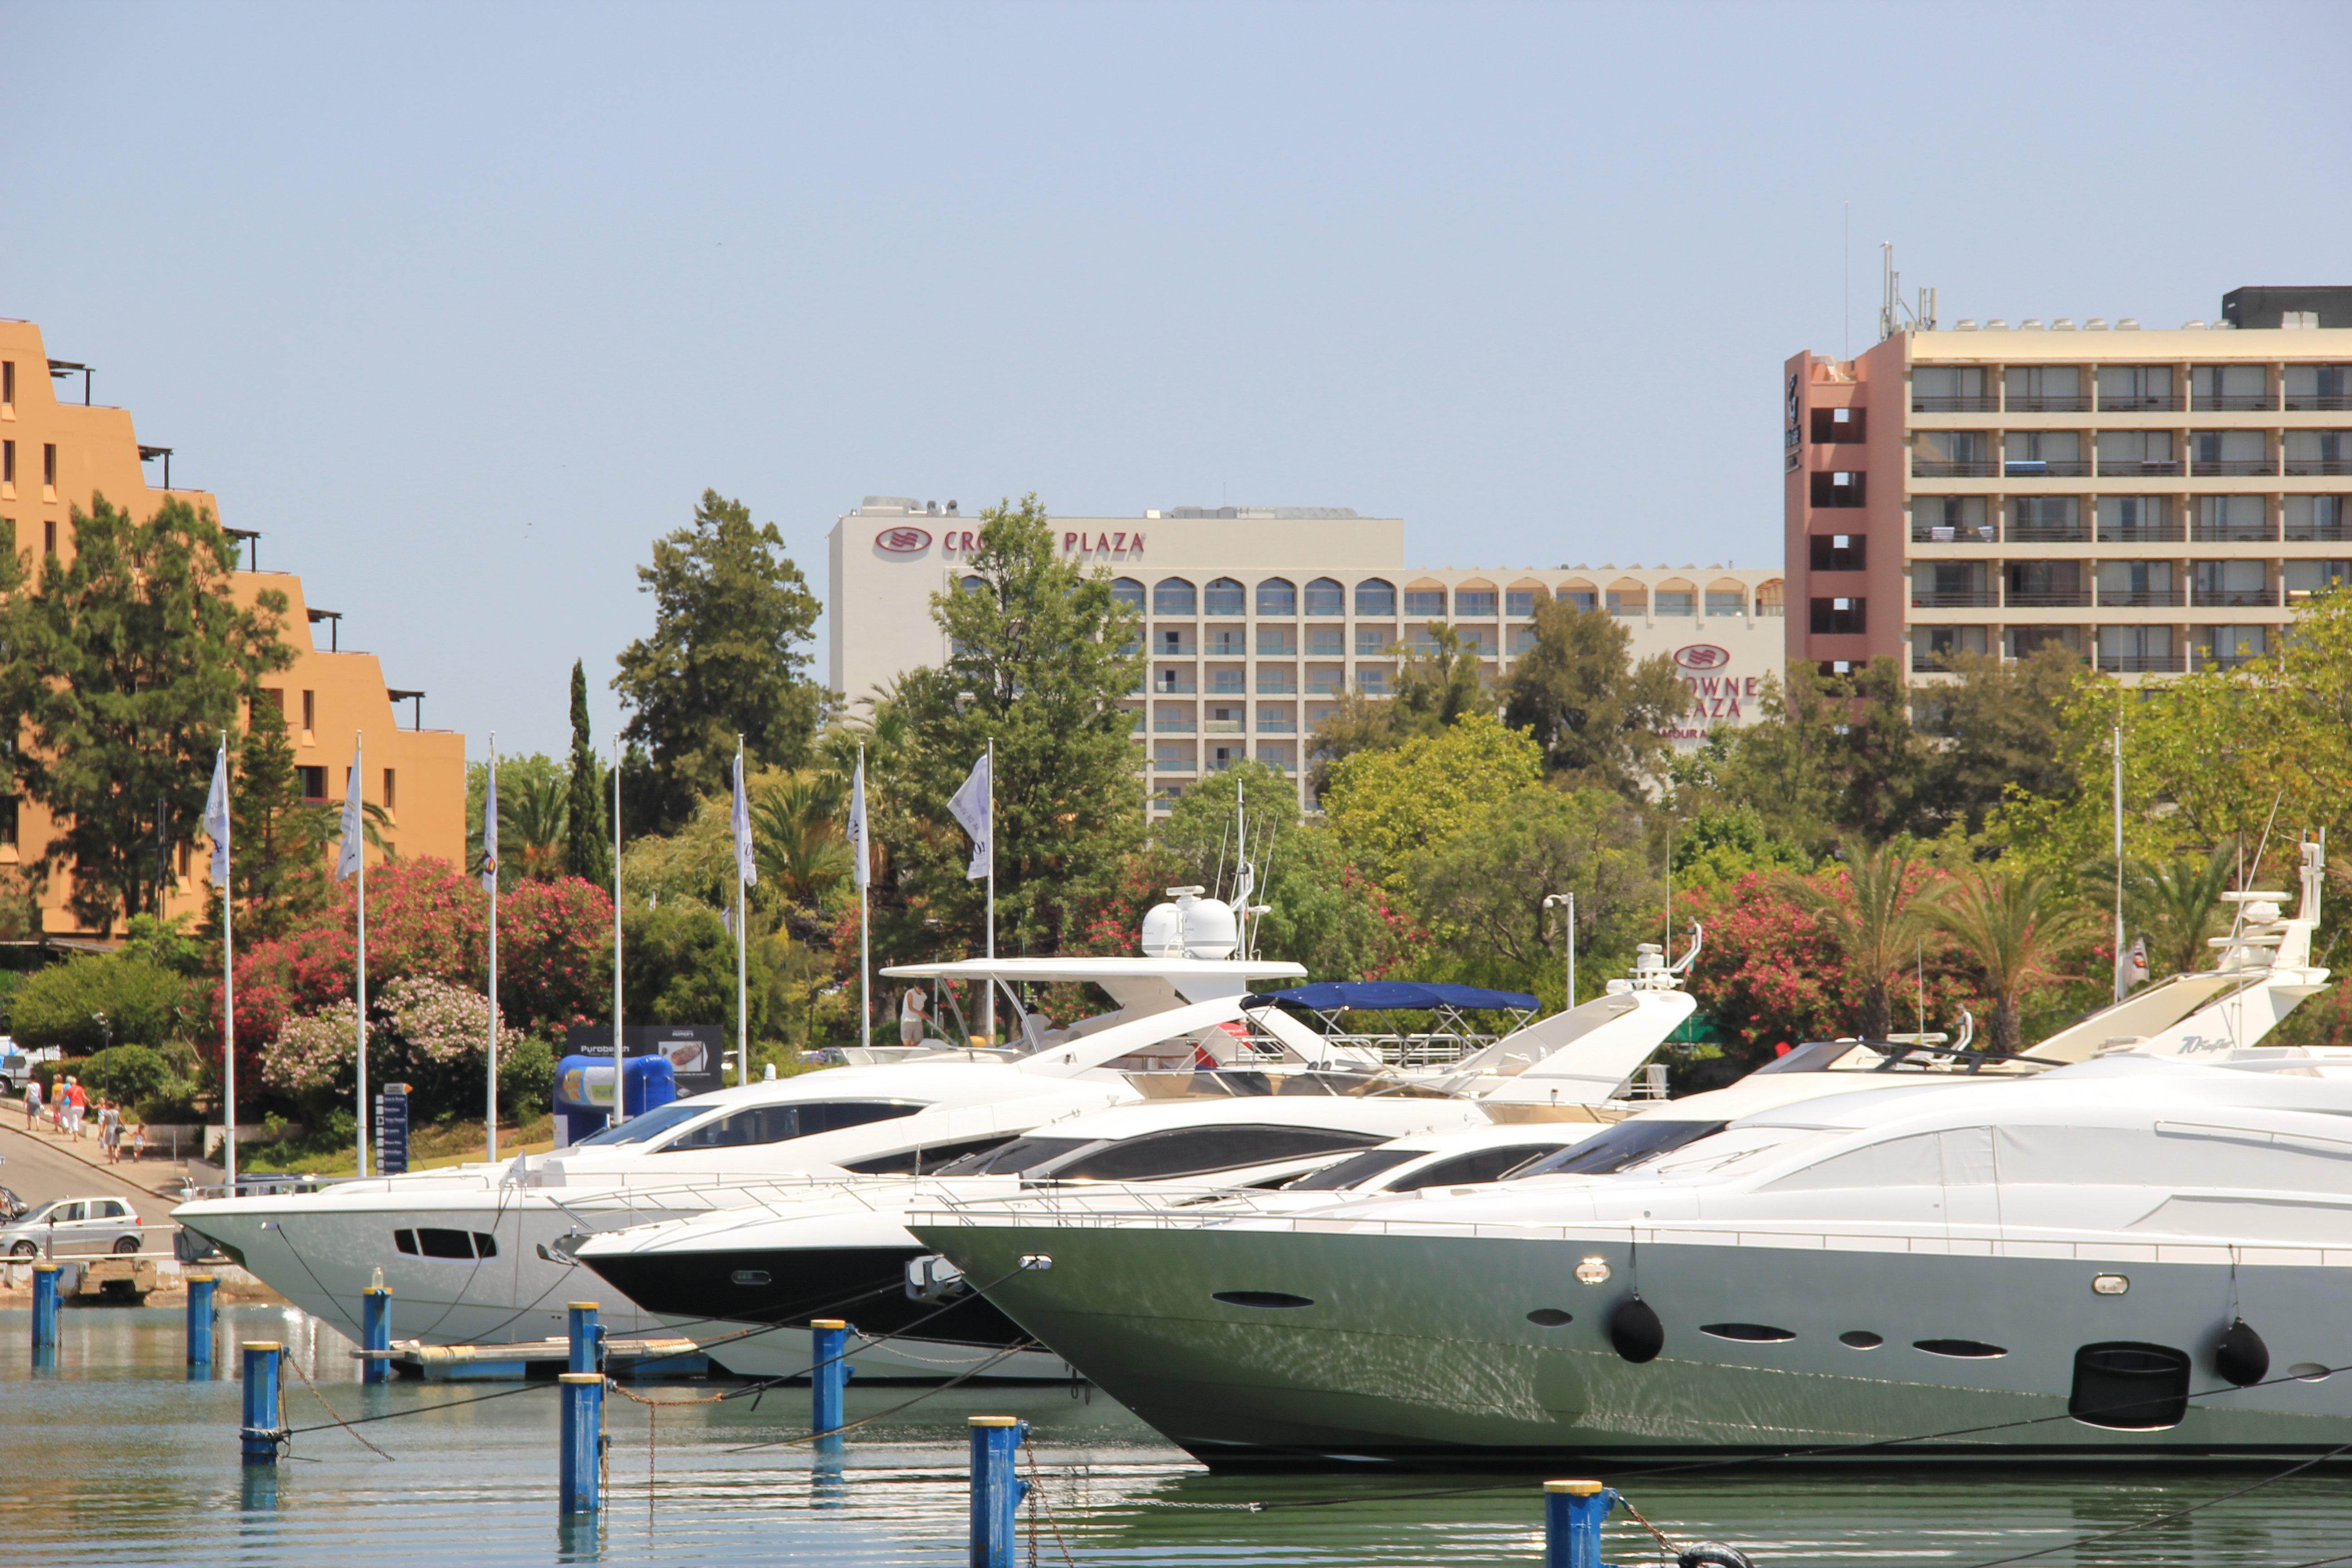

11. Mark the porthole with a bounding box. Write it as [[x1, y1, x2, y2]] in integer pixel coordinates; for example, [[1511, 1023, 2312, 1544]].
[[1213, 1291, 1313, 1310], [2290, 1363, 2332, 1383], [1526, 1308, 1573, 1328], [731, 1270, 770, 1287], [1701, 1323, 1796, 1343], [1916, 1338, 2008, 1359], [1838, 1331, 1884, 1350]]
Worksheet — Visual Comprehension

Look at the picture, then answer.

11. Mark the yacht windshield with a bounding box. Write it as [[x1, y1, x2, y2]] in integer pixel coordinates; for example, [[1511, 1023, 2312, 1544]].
[[568, 1102, 708, 1148], [1510, 1120, 1730, 1178], [1284, 1148, 1419, 1191], [930, 1137, 1093, 1176]]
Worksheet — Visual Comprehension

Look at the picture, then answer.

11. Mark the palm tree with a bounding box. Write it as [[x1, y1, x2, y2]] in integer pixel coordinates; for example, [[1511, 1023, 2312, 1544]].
[[499, 771, 570, 881], [1783, 844, 1930, 1041], [1925, 866, 2095, 1054], [750, 770, 854, 912], [2097, 843, 2237, 980]]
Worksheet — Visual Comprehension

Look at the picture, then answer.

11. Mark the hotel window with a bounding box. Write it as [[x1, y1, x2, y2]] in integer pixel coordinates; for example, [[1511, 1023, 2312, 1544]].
[[2097, 494, 2174, 542], [1203, 577, 1245, 615], [2, 440, 12, 490], [960, 575, 987, 596], [1109, 577, 1145, 610], [1302, 577, 1345, 616], [1505, 589, 1540, 617], [1809, 597, 1866, 634], [1705, 589, 1745, 617], [1353, 625, 1391, 655], [1454, 588, 1497, 617], [1357, 668, 1388, 694], [0, 519, 10, 554], [43, 520, 55, 555], [1403, 588, 1447, 618], [2193, 495, 2270, 543], [0, 361, 12, 410], [1557, 586, 1597, 611], [297, 765, 328, 801], [2284, 560, 2352, 602], [383, 768, 397, 812], [301, 690, 316, 734], [42, 444, 56, 493], [1255, 625, 1294, 655], [1913, 364, 1989, 412], [1605, 589, 1644, 617], [1153, 577, 1196, 616], [2284, 364, 2352, 412], [2192, 363, 2270, 411], [1206, 627, 1244, 656], [0, 796, 15, 848], [1808, 533, 1865, 572], [1306, 626, 1344, 657], [1810, 470, 1865, 507], [1653, 591, 1695, 617], [1254, 578, 1296, 617], [2007, 496, 2084, 542], [1809, 406, 1866, 443], [1349, 578, 1392, 616], [2285, 496, 2348, 541], [1509, 624, 1538, 652], [2003, 364, 2085, 412]]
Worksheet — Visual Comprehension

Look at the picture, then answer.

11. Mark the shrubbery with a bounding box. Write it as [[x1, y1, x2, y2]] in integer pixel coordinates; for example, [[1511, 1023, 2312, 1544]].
[[12, 956, 191, 1054]]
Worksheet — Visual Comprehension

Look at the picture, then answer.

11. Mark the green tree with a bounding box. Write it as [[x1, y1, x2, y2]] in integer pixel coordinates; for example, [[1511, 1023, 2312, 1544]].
[[2102, 843, 2238, 980], [1914, 647, 2080, 837], [1320, 711, 1544, 889], [1403, 785, 1659, 1005], [749, 770, 852, 931], [1671, 805, 1813, 891], [1308, 625, 1490, 789], [0, 494, 291, 933], [1837, 656, 1934, 842], [564, 660, 612, 887], [613, 490, 825, 834], [891, 495, 1145, 957], [1782, 843, 1933, 1041], [1500, 600, 1690, 795], [1925, 865, 2095, 1054], [468, 753, 569, 881], [229, 692, 332, 938], [1705, 663, 1847, 859], [11, 954, 192, 1054]]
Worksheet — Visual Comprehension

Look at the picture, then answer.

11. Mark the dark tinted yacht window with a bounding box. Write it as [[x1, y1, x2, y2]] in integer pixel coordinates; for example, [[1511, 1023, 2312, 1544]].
[[1510, 1120, 1731, 1178], [1388, 1144, 1564, 1192], [570, 1101, 706, 1147], [930, 1137, 1093, 1176], [1048, 1126, 1384, 1181], [1285, 1148, 1419, 1191], [657, 1101, 921, 1152]]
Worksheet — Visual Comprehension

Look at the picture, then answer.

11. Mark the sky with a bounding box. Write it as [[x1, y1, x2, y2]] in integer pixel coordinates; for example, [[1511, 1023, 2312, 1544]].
[[10, 0, 2350, 757]]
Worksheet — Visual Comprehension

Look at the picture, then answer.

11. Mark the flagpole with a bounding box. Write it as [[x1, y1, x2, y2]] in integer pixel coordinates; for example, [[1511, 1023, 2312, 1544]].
[[219, 732, 237, 1194], [611, 735, 625, 1127], [735, 736, 748, 1089], [2112, 722, 2126, 1002], [486, 735, 500, 1164], [355, 731, 368, 1180], [857, 744, 870, 1054], [984, 735, 995, 1046]]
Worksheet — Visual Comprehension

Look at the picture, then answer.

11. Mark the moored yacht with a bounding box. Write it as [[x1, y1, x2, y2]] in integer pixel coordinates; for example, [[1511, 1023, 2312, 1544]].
[[912, 1055, 2352, 1468]]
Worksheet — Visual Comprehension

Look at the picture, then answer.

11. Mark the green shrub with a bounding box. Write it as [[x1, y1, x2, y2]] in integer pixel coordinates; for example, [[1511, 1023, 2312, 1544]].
[[498, 1035, 558, 1119], [81, 1044, 176, 1106], [12, 956, 191, 1054]]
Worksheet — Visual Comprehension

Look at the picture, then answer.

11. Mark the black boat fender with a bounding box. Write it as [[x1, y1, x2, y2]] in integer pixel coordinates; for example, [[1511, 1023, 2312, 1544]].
[[2215, 1317, 2269, 1387], [1609, 1293, 1665, 1364], [1679, 1546, 1757, 1568]]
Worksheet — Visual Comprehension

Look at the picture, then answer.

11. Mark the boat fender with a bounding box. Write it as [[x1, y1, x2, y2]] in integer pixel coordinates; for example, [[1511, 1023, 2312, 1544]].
[[1609, 1293, 1664, 1364], [1678, 1546, 1756, 1568], [2215, 1318, 2269, 1387]]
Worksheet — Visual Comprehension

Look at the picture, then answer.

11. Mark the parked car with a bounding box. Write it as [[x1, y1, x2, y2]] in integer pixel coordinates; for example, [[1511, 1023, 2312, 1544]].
[[1, 1196, 145, 1258], [0, 1049, 27, 1097], [0, 1185, 25, 1222]]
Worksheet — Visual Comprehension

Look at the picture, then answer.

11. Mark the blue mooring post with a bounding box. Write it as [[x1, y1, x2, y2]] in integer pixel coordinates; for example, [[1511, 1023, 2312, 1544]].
[[186, 1273, 217, 1373], [361, 1284, 392, 1384], [1544, 1479, 1619, 1568], [241, 1342, 284, 1465], [968, 1416, 1029, 1568], [558, 1372, 604, 1514], [30, 1262, 60, 1354], [567, 1301, 602, 1374], [811, 1317, 851, 1448]]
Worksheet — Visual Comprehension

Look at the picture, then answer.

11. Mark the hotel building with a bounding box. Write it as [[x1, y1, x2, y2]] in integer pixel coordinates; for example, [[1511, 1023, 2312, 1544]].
[[1785, 285, 2352, 682], [828, 497, 1785, 808], [0, 318, 466, 937]]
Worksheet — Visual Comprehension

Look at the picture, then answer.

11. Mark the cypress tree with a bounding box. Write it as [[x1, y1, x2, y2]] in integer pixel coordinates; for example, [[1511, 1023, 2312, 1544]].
[[564, 660, 612, 887]]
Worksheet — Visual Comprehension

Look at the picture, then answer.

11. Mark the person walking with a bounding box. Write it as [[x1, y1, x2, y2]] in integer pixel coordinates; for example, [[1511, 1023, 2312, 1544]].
[[65, 1077, 87, 1139], [100, 1102, 122, 1164], [899, 986, 931, 1047], [132, 1122, 147, 1161], [23, 1075, 41, 1130]]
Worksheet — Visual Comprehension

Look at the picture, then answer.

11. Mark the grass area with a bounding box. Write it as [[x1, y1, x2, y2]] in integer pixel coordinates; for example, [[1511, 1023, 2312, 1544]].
[[240, 1112, 559, 1177]]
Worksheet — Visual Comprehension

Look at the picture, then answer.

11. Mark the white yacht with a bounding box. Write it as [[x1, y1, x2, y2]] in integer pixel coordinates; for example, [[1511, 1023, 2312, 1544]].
[[909, 1055, 2352, 1468], [564, 944, 1702, 1379], [172, 887, 1314, 1348]]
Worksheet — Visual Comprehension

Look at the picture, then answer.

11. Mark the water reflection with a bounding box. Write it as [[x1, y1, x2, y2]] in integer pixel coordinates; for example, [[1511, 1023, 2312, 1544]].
[[555, 1514, 603, 1562]]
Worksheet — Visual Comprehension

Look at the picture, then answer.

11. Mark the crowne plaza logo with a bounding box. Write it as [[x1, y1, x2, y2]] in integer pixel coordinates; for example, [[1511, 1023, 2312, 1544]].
[[874, 527, 933, 554], [1673, 644, 1730, 671]]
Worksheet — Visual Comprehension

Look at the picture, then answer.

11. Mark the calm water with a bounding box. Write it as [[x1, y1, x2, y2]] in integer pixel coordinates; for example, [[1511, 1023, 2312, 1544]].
[[3, 1305, 2349, 1567]]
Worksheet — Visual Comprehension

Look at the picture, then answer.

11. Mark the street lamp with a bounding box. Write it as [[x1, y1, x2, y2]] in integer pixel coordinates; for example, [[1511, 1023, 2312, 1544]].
[[1541, 893, 1577, 1010]]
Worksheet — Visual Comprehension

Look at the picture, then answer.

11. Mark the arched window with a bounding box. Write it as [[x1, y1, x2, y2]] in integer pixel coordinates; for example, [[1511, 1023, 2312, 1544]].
[[1404, 582, 1448, 618], [960, 575, 989, 597], [1303, 577, 1347, 616], [1454, 581, 1498, 617], [1256, 577, 1297, 616], [1154, 577, 1197, 616], [1204, 577, 1246, 615], [1350, 578, 1392, 616], [1110, 577, 1146, 610]]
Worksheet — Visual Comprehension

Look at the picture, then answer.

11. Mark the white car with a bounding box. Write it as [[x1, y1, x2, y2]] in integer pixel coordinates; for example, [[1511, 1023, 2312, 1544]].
[[2, 1196, 144, 1258]]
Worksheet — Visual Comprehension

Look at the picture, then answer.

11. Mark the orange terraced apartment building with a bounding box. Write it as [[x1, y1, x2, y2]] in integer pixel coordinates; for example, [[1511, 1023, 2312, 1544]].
[[0, 318, 465, 938], [1786, 285, 2352, 683]]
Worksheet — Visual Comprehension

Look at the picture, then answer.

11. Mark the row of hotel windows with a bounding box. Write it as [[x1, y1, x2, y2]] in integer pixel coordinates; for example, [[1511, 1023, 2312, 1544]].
[[1911, 559, 2350, 608], [1909, 428, 2352, 477], [1910, 363, 2352, 414], [1908, 494, 2349, 543], [1912, 623, 2278, 674], [0, 441, 59, 493], [968, 574, 1780, 619]]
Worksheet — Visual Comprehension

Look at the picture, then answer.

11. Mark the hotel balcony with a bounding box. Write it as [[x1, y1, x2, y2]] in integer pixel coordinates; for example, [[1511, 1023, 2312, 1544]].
[[1911, 589, 2000, 609], [2097, 588, 2188, 609], [2098, 652, 2189, 674], [1912, 458, 2001, 479], [2008, 392, 2092, 413], [2099, 519, 2188, 544], [2098, 392, 2185, 413], [1152, 719, 1197, 733], [1151, 677, 1198, 695], [2191, 456, 2277, 478], [1255, 675, 1298, 694], [1912, 521, 2000, 543], [2007, 588, 2092, 609], [2192, 585, 2278, 608], [2191, 520, 2277, 544], [2003, 459, 2092, 479], [1912, 393, 2001, 413], [2193, 391, 2278, 412], [2283, 457, 2352, 478], [1255, 718, 1297, 733], [1204, 718, 1243, 735], [2097, 458, 2182, 478], [2007, 521, 2088, 544]]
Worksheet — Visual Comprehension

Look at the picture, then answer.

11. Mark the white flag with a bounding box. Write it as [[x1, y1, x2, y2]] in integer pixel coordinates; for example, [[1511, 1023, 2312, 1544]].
[[335, 745, 366, 882], [947, 750, 990, 881], [479, 755, 498, 891], [846, 754, 871, 890], [2117, 935, 2150, 992], [731, 748, 757, 887], [205, 744, 231, 886]]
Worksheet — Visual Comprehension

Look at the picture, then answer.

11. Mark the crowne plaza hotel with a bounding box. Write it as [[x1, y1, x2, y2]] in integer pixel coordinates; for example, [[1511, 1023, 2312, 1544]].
[[829, 498, 1785, 810], [1786, 285, 2352, 683]]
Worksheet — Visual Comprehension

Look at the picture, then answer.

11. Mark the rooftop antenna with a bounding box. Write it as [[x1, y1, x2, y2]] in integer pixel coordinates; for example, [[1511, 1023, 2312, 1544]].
[[1880, 243, 1939, 339]]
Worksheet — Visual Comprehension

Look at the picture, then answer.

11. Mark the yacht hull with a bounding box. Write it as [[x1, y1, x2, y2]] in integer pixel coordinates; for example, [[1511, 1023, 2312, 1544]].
[[912, 1221, 2352, 1471]]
